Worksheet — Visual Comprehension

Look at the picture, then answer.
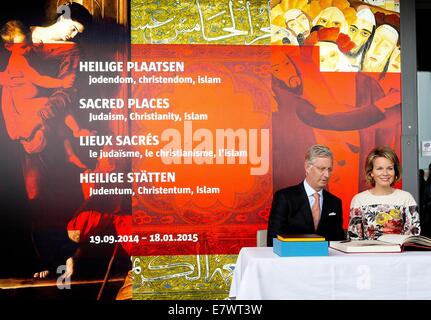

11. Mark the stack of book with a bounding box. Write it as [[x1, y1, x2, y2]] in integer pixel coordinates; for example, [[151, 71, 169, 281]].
[[273, 234, 328, 257]]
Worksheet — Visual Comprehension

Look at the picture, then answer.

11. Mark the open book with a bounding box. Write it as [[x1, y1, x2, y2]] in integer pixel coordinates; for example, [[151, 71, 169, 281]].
[[329, 234, 431, 253]]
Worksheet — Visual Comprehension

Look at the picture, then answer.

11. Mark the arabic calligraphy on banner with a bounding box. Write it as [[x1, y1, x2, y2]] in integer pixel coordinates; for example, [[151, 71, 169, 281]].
[[131, 0, 271, 44], [132, 254, 236, 299]]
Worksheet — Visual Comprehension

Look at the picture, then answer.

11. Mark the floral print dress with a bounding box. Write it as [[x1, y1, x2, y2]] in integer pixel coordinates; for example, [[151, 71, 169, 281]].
[[348, 189, 421, 240]]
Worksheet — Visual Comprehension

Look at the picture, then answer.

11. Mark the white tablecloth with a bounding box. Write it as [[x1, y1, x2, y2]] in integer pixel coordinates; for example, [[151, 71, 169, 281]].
[[229, 247, 431, 300]]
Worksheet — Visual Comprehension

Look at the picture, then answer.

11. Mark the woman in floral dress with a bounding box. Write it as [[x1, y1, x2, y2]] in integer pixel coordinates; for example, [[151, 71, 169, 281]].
[[348, 146, 420, 240]]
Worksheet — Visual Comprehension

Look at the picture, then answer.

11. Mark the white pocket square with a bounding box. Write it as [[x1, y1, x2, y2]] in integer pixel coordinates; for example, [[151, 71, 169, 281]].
[[328, 212, 337, 216]]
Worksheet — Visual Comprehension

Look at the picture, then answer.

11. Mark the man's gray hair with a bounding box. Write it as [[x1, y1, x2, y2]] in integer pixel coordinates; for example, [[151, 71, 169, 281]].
[[305, 144, 333, 164]]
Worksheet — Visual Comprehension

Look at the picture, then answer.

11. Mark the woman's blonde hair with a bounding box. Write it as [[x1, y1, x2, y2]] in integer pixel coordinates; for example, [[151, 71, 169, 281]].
[[365, 146, 401, 186]]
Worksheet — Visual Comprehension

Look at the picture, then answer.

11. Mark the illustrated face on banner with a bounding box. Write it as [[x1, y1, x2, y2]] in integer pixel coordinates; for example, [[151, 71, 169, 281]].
[[55, 18, 85, 41], [348, 8, 375, 54], [317, 41, 340, 72], [271, 24, 296, 45], [284, 9, 310, 42], [313, 7, 348, 34], [363, 24, 398, 72], [1, 22, 31, 55], [387, 46, 401, 72], [272, 50, 302, 93]]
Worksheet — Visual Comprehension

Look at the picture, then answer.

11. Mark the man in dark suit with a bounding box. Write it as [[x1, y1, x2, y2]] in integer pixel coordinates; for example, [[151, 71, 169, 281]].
[[267, 144, 345, 246]]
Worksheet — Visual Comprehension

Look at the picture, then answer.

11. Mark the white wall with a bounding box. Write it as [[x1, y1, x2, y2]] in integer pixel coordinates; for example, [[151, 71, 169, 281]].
[[418, 72, 431, 171]]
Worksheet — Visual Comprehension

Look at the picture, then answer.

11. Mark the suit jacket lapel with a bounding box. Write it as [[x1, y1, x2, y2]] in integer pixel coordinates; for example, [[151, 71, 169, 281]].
[[320, 190, 331, 228]]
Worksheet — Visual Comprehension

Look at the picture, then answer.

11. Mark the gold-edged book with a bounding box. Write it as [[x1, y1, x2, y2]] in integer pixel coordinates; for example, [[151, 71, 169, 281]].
[[277, 234, 326, 242], [330, 234, 431, 253]]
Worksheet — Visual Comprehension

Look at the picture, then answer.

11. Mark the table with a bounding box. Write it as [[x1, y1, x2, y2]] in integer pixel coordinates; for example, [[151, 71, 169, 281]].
[[229, 247, 431, 299]]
